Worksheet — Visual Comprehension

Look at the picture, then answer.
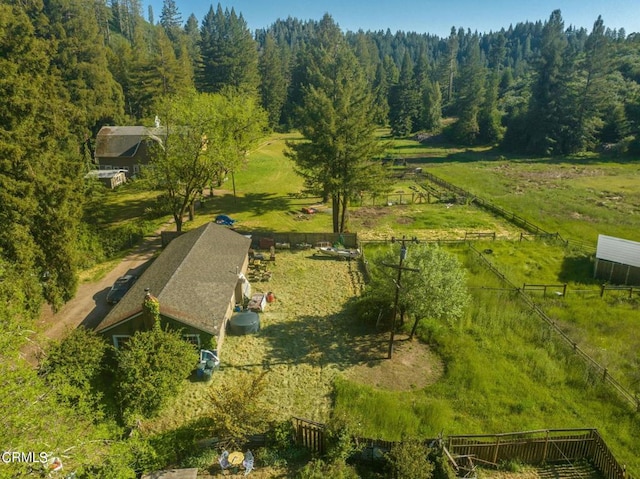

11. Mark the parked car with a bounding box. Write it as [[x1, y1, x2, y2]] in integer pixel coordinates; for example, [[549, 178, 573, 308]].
[[106, 274, 137, 304]]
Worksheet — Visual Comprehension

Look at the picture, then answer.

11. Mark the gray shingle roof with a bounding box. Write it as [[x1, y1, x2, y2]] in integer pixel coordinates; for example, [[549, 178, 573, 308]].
[[95, 126, 164, 158], [96, 223, 251, 335]]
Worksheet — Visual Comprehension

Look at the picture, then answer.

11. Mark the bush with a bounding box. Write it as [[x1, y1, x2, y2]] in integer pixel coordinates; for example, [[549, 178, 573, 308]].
[[259, 420, 310, 467], [39, 327, 108, 419], [387, 439, 435, 479], [296, 459, 360, 479], [115, 322, 196, 423]]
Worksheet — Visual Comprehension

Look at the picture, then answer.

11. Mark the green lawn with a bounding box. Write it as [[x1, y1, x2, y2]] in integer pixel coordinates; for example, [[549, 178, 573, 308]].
[[410, 154, 640, 245]]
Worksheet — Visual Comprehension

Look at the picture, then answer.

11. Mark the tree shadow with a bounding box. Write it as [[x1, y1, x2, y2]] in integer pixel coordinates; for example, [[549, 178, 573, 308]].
[[210, 192, 294, 217], [558, 254, 598, 285], [256, 300, 388, 372]]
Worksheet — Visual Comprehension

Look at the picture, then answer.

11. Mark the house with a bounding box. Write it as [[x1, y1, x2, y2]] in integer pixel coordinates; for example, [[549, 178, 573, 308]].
[[95, 222, 252, 352], [594, 234, 640, 285], [94, 125, 164, 177]]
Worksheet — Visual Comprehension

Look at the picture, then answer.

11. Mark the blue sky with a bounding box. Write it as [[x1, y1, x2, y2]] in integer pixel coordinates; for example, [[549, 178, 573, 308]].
[[146, 0, 639, 38]]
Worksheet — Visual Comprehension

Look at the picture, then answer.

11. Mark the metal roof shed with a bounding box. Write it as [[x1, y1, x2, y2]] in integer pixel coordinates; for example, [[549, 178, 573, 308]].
[[594, 234, 640, 285]]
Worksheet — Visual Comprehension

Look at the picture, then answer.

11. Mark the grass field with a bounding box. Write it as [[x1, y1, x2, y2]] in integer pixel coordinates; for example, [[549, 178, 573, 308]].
[[410, 153, 640, 245], [104, 133, 640, 474]]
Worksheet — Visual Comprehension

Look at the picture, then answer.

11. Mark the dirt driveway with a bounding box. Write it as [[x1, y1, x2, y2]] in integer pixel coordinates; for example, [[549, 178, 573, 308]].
[[23, 223, 171, 365]]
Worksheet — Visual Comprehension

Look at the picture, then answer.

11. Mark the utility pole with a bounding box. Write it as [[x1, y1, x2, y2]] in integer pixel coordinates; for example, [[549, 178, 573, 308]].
[[382, 236, 420, 359]]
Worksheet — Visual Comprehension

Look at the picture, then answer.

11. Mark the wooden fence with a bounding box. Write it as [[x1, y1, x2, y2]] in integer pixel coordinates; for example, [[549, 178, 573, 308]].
[[419, 171, 589, 250], [291, 419, 633, 479], [235, 231, 359, 250], [447, 429, 631, 479], [293, 417, 326, 455]]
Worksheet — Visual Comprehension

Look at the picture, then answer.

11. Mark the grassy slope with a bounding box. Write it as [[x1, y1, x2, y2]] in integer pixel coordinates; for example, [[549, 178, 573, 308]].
[[334, 244, 640, 470]]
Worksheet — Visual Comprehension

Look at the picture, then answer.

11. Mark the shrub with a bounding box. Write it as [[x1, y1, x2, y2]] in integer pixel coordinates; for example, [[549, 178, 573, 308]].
[[39, 327, 108, 419], [115, 321, 196, 423], [296, 459, 360, 479], [387, 439, 435, 479]]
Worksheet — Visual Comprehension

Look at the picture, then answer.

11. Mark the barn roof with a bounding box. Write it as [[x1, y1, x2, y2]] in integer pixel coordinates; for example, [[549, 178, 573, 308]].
[[596, 234, 640, 268], [96, 223, 251, 335], [95, 126, 164, 158]]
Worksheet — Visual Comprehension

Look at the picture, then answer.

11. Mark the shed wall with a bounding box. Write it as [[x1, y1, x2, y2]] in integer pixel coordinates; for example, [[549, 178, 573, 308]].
[[596, 235, 640, 268]]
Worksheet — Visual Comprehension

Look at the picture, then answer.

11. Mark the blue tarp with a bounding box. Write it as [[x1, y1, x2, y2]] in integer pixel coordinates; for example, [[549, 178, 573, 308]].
[[215, 214, 236, 226]]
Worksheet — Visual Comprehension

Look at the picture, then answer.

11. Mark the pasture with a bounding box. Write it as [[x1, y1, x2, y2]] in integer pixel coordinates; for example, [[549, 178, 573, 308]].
[[129, 133, 640, 473]]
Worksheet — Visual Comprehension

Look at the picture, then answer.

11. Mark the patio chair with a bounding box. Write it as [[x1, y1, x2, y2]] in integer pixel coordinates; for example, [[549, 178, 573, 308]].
[[218, 450, 230, 470], [242, 449, 254, 476]]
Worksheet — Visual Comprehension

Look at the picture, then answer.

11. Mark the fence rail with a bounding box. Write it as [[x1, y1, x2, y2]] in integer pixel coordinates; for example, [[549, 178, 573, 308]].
[[291, 419, 633, 479], [447, 429, 631, 479], [419, 171, 597, 251]]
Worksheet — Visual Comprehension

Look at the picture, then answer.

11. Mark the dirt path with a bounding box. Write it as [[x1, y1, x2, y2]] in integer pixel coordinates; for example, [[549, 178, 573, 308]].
[[22, 221, 173, 365]]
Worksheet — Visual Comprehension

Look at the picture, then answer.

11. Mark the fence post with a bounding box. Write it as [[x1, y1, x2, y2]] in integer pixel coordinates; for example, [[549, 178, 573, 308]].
[[492, 436, 501, 464], [542, 430, 550, 461], [563, 284, 567, 297], [600, 284, 606, 298]]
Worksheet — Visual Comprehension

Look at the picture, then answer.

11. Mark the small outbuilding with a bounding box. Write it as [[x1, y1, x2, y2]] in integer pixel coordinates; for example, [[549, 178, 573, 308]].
[[85, 169, 127, 189], [594, 234, 640, 285]]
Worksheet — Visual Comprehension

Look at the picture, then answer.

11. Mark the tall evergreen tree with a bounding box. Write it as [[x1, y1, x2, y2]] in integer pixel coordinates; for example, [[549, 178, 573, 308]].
[[421, 79, 442, 132], [184, 12, 201, 72], [526, 10, 571, 154], [160, 0, 182, 43], [389, 51, 419, 136], [197, 4, 259, 94], [570, 15, 611, 151], [453, 36, 485, 144], [259, 33, 288, 128], [42, 0, 124, 145], [372, 61, 391, 125], [287, 36, 388, 233]]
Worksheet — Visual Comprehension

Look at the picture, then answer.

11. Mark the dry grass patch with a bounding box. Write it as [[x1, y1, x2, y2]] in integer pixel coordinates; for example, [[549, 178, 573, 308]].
[[344, 335, 444, 391]]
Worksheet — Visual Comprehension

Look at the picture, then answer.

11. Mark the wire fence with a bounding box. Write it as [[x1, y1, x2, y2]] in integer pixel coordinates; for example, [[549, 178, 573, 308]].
[[419, 171, 597, 253], [467, 244, 639, 411]]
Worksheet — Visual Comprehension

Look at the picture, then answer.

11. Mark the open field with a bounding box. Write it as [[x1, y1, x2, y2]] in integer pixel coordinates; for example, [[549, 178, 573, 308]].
[[408, 152, 640, 245]]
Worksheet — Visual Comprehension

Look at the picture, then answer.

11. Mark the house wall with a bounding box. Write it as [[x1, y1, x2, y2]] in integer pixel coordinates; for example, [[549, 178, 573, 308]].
[[103, 314, 214, 350], [96, 141, 154, 178]]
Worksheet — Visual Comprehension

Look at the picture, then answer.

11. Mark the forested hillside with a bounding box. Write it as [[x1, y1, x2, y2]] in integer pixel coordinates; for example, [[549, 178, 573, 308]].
[[1, 1, 640, 475]]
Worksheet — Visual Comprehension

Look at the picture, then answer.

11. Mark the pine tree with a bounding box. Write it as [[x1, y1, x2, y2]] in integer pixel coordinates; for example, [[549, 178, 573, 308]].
[[184, 12, 201, 72], [526, 10, 571, 155], [421, 80, 442, 132], [372, 62, 390, 125], [389, 51, 419, 136], [453, 36, 485, 144], [197, 4, 259, 94], [570, 15, 611, 151], [287, 35, 388, 233], [259, 33, 288, 128], [160, 0, 182, 43]]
